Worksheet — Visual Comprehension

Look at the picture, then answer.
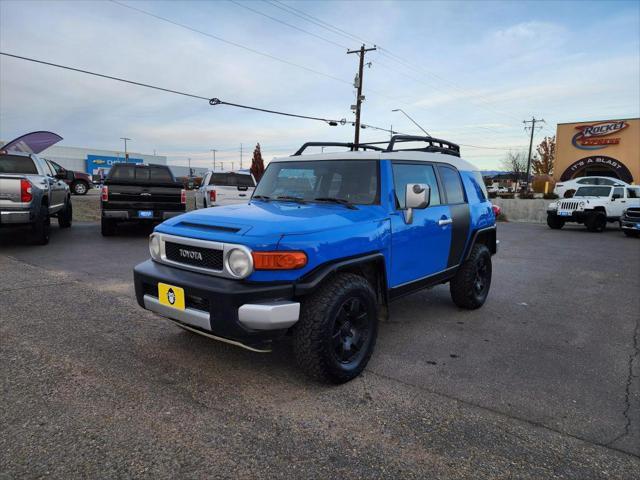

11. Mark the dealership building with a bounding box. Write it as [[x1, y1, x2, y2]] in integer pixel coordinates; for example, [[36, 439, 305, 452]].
[[554, 118, 639, 184]]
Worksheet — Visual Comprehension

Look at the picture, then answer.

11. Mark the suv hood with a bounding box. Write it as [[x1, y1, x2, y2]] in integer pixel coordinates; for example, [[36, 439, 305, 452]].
[[159, 201, 384, 238]]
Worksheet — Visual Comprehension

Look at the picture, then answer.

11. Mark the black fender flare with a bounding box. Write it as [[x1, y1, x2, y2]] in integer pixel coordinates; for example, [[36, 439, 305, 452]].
[[462, 226, 497, 261], [293, 252, 387, 299]]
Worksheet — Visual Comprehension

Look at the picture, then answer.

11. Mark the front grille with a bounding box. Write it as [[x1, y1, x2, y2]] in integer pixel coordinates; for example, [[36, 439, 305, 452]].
[[165, 241, 223, 270], [625, 208, 640, 220], [559, 201, 581, 210]]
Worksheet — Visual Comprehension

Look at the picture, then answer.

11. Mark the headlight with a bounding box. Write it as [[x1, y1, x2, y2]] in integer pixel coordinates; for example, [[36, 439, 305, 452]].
[[226, 248, 252, 278], [149, 234, 161, 259], [579, 201, 585, 208], [548, 202, 558, 210]]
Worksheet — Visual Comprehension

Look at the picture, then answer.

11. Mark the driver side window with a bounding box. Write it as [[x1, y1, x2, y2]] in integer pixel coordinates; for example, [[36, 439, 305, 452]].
[[392, 163, 441, 209]]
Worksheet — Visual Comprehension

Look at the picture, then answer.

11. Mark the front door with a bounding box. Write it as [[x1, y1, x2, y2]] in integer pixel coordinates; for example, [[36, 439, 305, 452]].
[[389, 162, 452, 287], [609, 187, 626, 217]]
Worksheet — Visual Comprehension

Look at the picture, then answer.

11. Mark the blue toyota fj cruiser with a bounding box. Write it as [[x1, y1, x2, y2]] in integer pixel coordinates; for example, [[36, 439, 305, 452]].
[[133, 136, 497, 383]]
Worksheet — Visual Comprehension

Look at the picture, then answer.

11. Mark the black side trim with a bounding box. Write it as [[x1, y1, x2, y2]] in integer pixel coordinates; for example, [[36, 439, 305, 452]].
[[389, 267, 458, 302], [294, 252, 386, 296], [447, 204, 471, 267]]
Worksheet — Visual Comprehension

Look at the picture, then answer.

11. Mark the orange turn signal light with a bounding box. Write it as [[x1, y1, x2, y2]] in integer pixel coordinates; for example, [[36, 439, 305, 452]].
[[252, 251, 307, 270]]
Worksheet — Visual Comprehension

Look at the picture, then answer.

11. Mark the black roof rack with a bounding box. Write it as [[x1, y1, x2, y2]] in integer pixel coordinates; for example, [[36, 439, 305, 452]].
[[293, 142, 385, 156], [292, 135, 460, 158]]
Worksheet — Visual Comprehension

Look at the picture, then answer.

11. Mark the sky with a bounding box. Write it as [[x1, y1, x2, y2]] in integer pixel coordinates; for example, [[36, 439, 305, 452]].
[[1, 0, 639, 170]]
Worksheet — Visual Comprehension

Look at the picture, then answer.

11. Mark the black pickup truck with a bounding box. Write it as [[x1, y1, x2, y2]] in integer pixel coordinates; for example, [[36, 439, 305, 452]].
[[101, 164, 185, 236]]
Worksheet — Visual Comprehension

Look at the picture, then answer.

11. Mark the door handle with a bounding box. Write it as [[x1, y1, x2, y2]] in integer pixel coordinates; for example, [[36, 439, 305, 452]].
[[438, 217, 453, 226]]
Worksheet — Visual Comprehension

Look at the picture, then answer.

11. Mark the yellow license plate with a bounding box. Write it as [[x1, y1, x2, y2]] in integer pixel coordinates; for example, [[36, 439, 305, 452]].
[[158, 283, 185, 310]]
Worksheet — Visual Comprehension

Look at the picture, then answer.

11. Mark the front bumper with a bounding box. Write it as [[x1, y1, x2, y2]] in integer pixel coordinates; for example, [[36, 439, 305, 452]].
[[620, 216, 640, 230], [133, 259, 299, 351], [0, 209, 32, 225]]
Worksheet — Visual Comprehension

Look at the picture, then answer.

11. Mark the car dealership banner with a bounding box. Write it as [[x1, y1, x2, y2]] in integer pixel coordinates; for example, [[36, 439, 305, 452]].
[[86, 154, 143, 179]]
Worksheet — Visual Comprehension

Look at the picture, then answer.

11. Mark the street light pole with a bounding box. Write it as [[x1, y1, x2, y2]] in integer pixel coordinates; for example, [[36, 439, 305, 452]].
[[211, 149, 217, 171], [391, 109, 430, 136], [120, 137, 131, 163]]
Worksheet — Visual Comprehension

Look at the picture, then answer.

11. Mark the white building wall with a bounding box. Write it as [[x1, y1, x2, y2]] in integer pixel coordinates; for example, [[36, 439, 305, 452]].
[[38, 145, 167, 173]]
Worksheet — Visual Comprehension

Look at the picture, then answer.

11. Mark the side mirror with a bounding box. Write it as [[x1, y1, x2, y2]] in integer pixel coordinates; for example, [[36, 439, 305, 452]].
[[403, 183, 430, 224]]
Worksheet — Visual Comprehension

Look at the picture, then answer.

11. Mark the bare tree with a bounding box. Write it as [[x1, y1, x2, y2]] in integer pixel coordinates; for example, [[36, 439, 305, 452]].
[[532, 136, 555, 175], [501, 151, 528, 184]]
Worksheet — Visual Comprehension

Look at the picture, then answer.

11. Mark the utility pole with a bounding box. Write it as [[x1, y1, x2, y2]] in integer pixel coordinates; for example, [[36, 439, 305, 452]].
[[523, 117, 545, 192], [211, 149, 217, 171], [347, 44, 376, 148], [188, 158, 192, 178], [120, 137, 131, 163], [240, 143, 243, 170]]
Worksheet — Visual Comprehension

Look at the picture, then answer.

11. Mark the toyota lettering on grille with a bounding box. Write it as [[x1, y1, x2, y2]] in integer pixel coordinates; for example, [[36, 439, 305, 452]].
[[179, 248, 203, 261]]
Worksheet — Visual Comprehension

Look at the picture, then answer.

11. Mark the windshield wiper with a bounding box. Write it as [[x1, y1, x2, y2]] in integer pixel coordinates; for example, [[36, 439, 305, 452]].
[[276, 195, 307, 204], [252, 195, 271, 202], [312, 197, 358, 210]]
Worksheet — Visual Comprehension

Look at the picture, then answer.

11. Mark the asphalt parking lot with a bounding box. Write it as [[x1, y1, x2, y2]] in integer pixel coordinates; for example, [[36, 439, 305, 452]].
[[1, 221, 638, 478]]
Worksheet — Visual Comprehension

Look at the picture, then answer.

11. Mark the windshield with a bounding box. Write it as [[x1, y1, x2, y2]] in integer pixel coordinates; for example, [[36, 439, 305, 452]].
[[0, 154, 38, 174], [253, 160, 379, 205], [574, 186, 612, 197]]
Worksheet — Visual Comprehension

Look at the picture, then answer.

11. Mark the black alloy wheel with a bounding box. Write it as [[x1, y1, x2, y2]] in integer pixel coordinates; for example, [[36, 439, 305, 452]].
[[331, 296, 372, 366]]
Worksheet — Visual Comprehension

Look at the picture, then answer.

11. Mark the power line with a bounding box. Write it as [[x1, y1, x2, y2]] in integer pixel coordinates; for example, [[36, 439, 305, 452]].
[[0, 52, 345, 125], [109, 0, 351, 86], [229, 0, 349, 50]]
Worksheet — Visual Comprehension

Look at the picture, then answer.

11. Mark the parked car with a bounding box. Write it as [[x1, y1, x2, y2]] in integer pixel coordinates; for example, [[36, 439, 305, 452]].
[[195, 171, 256, 209], [546, 185, 640, 232], [553, 176, 628, 199], [48, 160, 93, 195], [101, 164, 185, 236], [133, 135, 497, 383], [620, 207, 640, 237], [0, 150, 72, 244]]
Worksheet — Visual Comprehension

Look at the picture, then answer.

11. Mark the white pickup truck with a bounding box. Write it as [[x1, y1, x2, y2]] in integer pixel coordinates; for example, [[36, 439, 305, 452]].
[[546, 184, 640, 232], [0, 151, 72, 244]]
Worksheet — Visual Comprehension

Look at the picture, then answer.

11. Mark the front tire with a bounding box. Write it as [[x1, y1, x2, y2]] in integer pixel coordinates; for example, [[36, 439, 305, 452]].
[[71, 181, 89, 195], [450, 244, 492, 309], [585, 212, 606, 232], [547, 213, 565, 230], [293, 273, 378, 384]]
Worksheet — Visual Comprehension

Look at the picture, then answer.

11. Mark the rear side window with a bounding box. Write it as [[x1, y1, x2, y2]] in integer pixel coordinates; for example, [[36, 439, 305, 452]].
[[0, 155, 38, 174], [471, 171, 488, 201], [391, 163, 441, 208], [438, 165, 466, 204]]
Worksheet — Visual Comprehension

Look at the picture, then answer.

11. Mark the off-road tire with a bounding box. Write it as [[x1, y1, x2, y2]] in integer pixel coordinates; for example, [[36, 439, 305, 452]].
[[71, 181, 89, 195], [623, 230, 639, 238], [101, 216, 117, 236], [450, 244, 492, 310], [547, 213, 565, 230], [293, 273, 378, 384], [31, 203, 50, 245], [58, 199, 72, 228], [585, 212, 606, 232]]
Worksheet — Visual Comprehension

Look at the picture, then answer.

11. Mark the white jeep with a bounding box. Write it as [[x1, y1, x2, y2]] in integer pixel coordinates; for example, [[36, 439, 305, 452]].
[[546, 185, 640, 232]]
